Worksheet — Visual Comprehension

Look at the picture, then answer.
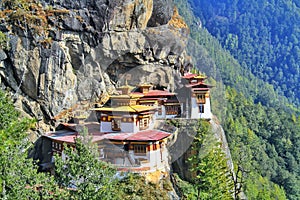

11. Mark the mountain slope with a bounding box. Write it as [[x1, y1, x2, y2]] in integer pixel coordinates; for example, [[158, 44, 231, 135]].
[[174, 0, 300, 199], [189, 0, 300, 107]]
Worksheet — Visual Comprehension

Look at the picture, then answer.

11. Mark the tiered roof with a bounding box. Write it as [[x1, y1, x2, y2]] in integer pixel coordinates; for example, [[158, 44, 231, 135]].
[[183, 72, 213, 90]]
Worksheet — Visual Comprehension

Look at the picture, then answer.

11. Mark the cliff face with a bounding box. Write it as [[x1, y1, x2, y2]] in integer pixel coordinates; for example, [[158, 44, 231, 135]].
[[0, 0, 190, 134]]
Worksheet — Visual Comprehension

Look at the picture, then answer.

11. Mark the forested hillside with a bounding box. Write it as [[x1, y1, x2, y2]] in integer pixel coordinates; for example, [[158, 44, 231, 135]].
[[174, 0, 300, 199], [189, 0, 300, 106]]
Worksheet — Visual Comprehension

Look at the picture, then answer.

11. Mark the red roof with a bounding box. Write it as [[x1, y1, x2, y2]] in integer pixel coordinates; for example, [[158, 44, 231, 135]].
[[44, 130, 78, 143], [45, 129, 171, 143], [131, 90, 175, 97], [144, 90, 175, 97], [182, 73, 198, 79], [138, 97, 164, 100], [45, 121, 172, 143], [104, 132, 133, 141], [186, 82, 213, 88], [107, 130, 171, 141]]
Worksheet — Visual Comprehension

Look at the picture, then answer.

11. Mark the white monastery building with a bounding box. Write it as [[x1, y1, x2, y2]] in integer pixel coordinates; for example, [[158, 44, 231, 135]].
[[40, 72, 214, 172]]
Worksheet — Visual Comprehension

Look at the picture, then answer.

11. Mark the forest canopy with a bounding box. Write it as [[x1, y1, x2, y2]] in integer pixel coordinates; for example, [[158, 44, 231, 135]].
[[175, 0, 300, 199], [189, 0, 300, 107]]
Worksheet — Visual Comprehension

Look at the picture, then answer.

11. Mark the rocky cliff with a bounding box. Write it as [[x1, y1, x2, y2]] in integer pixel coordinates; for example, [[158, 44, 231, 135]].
[[0, 0, 190, 135]]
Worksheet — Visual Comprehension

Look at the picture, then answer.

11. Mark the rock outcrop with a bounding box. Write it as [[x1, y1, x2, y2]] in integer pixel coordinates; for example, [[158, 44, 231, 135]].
[[0, 0, 190, 135]]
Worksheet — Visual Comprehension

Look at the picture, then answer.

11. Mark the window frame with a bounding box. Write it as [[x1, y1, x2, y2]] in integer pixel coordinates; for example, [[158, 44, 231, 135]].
[[111, 119, 121, 131], [139, 118, 149, 130], [134, 144, 147, 154], [199, 104, 205, 113]]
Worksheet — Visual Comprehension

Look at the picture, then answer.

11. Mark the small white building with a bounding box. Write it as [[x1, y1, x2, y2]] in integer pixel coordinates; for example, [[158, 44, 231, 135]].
[[181, 73, 213, 119]]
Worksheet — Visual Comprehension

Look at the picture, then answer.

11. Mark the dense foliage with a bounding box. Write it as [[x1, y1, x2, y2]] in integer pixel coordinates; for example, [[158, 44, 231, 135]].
[[189, 0, 300, 106], [171, 120, 234, 199], [225, 87, 296, 199], [116, 173, 171, 200], [175, 0, 295, 114], [54, 134, 118, 199], [188, 120, 234, 199], [174, 0, 300, 199], [0, 90, 65, 199]]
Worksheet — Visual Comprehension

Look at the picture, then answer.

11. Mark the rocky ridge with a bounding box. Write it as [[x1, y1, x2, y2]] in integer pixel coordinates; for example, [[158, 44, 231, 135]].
[[0, 0, 190, 135]]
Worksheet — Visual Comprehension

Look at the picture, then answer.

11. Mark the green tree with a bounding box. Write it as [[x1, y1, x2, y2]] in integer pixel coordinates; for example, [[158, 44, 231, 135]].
[[0, 89, 65, 199], [115, 173, 170, 200], [245, 174, 286, 200], [172, 173, 197, 200], [188, 0, 300, 106], [54, 129, 118, 200], [0, 31, 9, 50], [188, 120, 234, 200], [174, 0, 299, 198]]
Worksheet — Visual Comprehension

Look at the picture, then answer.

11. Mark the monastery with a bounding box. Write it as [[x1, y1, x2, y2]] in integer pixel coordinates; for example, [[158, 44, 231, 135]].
[[39, 73, 213, 173]]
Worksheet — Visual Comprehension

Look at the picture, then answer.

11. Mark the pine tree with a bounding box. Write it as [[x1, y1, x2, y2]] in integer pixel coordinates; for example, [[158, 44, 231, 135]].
[[188, 120, 234, 200], [54, 128, 118, 199], [0, 90, 65, 199]]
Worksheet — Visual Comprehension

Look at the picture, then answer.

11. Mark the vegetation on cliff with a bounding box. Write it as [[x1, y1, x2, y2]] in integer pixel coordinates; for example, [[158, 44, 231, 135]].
[[188, 120, 233, 199], [0, 0, 54, 48], [0, 89, 64, 199], [171, 120, 234, 199]]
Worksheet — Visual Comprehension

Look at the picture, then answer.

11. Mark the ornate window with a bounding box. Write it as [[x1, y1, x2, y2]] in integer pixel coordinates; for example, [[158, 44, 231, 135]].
[[52, 141, 63, 155], [139, 118, 149, 130], [111, 119, 121, 131], [166, 105, 178, 115], [134, 144, 147, 154], [196, 94, 206, 104]]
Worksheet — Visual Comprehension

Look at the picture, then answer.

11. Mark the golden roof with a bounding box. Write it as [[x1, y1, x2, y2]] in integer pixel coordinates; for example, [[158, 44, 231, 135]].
[[139, 83, 152, 88], [110, 93, 144, 99], [92, 105, 156, 113], [194, 75, 207, 79]]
